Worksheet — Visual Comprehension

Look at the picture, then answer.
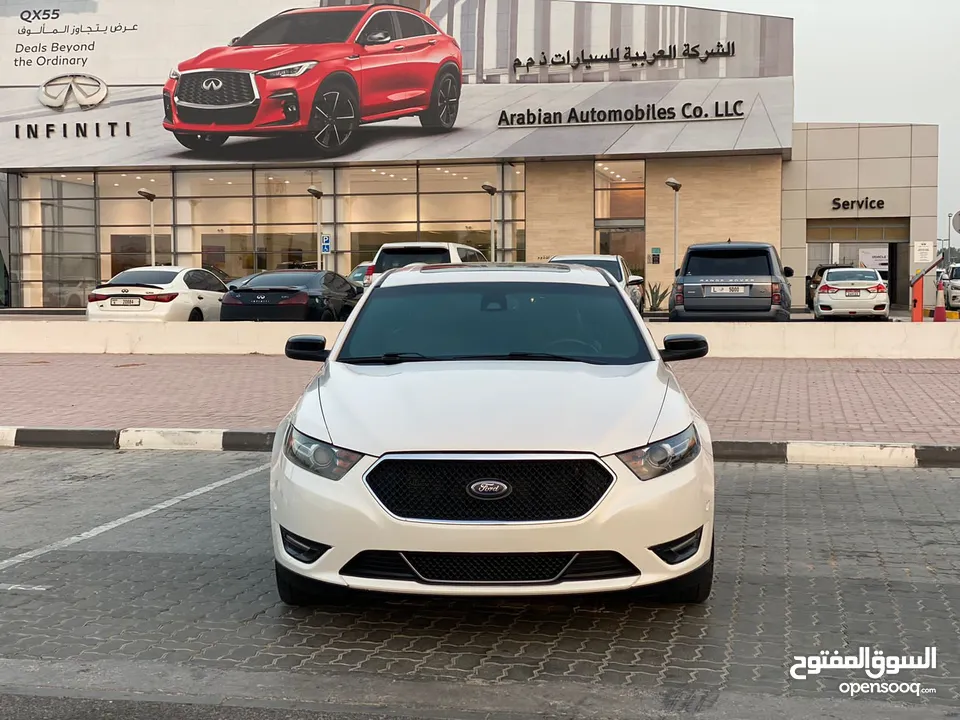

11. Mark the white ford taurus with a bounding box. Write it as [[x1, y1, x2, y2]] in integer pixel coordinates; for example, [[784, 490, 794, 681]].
[[270, 263, 715, 605]]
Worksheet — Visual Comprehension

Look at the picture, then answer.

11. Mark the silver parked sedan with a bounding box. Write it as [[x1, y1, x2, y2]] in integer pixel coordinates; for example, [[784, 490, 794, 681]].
[[813, 268, 889, 320]]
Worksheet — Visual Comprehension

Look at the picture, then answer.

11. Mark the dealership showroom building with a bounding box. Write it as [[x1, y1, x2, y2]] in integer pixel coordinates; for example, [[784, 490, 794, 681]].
[[0, 0, 939, 309]]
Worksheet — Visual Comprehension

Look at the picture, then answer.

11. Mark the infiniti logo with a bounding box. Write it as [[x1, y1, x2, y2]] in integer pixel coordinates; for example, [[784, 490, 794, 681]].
[[38, 74, 108, 111], [202, 77, 224, 91], [467, 479, 511, 500], [256, 295, 266, 300]]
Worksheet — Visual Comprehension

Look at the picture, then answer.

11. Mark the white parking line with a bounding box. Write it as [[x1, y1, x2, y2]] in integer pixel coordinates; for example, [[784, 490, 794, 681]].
[[0, 463, 269, 572], [0, 584, 47, 592]]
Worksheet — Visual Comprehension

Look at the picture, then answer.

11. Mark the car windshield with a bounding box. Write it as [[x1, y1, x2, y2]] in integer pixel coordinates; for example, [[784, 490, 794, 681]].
[[824, 269, 880, 282], [374, 248, 452, 273], [552, 259, 622, 282], [233, 9, 364, 46], [107, 270, 178, 285], [242, 272, 321, 287], [338, 281, 653, 365], [950, 267, 960, 280], [683, 249, 772, 276], [349, 266, 368, 281]]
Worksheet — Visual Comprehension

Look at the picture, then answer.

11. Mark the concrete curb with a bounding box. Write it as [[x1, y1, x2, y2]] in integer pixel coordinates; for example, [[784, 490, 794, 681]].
[[1, 428, 959, 467]]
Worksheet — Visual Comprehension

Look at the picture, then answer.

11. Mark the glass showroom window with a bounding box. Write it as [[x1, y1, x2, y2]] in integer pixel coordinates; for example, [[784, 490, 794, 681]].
[[174, 170, 254, 277], [98, 171, 174, 281], [418, 163, 523, 260], [16, 172, 97, 308], [254, 168, 334, 273], [595, 160, 645, 275]]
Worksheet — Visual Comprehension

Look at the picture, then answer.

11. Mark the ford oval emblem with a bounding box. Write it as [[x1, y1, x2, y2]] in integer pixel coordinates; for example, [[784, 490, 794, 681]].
[[467, 479, 511, 500]]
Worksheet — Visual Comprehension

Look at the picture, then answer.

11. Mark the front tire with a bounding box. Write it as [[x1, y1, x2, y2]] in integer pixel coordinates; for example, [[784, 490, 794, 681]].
[[420, 68, 460, 131], [302, 82, 360, 158], [174, 132, 228, 152]]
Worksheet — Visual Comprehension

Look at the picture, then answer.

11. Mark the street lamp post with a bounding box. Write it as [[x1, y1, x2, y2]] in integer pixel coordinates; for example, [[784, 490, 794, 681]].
[[665, 178, 682, 272], [137, 189, 157, 266], [307, 186, 325, 270], [482, 183, 498, 261], [948, 213, 954, 264]]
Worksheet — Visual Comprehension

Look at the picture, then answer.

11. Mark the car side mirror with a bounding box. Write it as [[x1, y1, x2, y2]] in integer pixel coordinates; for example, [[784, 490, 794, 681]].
[[627, 275, 644, 287], [674, 268, 680, 277], [285, 335, 329, 363], [229, 36, 240, 46], [660, 334, 708, 362], [362, 30, 391, 45], [784, 266, 794, 278]]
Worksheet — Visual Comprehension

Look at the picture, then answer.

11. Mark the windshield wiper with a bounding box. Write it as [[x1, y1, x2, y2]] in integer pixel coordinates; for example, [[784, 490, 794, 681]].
[[339, 352, 440, 365], [448, 352, 597, 364]]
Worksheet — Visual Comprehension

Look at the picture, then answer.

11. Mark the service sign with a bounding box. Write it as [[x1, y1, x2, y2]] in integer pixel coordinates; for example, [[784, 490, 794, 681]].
[[0, 0, 794, 168]]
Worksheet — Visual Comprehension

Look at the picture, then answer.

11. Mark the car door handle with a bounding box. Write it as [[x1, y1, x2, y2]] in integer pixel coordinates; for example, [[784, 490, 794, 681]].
[[394, 45, 405, 51], [346, 55, 360, 61], [198, 295, 204, 300], [427, 38, 437, 45]]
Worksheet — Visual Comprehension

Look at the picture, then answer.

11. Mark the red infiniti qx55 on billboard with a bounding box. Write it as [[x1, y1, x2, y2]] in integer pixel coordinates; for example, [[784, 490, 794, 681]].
[[162, 4, 462, 157]]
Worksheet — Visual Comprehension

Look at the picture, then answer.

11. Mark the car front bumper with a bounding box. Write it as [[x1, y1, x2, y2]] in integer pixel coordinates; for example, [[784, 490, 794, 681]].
[[270, 451, 715, 596], [815, 293, 889, 316]]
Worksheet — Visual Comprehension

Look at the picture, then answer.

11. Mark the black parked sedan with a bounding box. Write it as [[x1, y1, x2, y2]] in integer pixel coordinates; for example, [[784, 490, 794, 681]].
[[220, 270, 361, 322]]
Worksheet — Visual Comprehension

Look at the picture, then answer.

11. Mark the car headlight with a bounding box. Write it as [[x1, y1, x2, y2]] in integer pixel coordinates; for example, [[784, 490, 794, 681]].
[[616, 424, 701, 481], [257, 61, 318, 79], [283, 426, 362, 480], [169, 69, 180, 80]]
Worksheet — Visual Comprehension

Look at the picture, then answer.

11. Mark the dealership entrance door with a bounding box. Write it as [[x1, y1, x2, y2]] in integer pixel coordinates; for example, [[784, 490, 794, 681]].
[[595, 221, 645, 275], [806, 218, 910, 306]]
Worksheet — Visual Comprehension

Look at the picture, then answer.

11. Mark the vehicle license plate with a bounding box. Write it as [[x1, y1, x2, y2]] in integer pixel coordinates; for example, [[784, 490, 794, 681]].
[[712, 286, 745, 294], [110, 297, 140, 306], [845, 289, 860, 297]]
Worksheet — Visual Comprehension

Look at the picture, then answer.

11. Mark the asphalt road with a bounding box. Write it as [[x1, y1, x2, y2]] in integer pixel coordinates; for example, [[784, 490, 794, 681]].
[[0, 450, 957, 719]]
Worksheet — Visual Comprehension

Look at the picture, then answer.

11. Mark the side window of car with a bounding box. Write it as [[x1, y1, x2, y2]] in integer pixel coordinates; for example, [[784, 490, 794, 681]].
[[202, 271, 227, 292], [457, 247, 472, 262], [329, 274, 351, 293], [183, 271, 204, 290], [396, 11, 428, 38], [361, 11, 396, 43], [472, 249, 487, 262]]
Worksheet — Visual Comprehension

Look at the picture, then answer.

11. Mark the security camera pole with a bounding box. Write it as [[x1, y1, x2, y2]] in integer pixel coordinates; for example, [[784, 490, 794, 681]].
[[307, 186, 325, 270], [137, 189, 157, 265], [482, 184, 498, 261], [665, 178, 682, 272]]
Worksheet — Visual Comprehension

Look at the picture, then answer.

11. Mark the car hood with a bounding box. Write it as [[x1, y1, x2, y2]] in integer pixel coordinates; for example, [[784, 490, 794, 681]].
[[297, 360, 695, 457], [180, 44, 350, 71]]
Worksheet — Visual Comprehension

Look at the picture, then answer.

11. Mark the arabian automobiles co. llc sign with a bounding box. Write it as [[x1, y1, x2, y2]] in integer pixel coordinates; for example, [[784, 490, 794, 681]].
[[497, 100, 746, 127]]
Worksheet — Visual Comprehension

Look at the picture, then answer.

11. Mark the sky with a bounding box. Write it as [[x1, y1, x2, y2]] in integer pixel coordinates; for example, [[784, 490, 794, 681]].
[[603, 0, 960, 238]]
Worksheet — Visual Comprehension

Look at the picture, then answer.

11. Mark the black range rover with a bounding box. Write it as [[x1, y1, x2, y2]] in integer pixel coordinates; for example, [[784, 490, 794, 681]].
[[669, 242, 794, 322]]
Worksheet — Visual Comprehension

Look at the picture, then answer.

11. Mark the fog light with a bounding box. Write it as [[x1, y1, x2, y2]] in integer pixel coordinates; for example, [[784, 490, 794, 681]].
[[650, 527, 703, 564], [280, 526, 330, 564]]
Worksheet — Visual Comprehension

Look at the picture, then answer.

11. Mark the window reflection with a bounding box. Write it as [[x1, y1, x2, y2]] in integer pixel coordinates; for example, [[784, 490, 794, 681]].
[[8, 162, 525, 307]]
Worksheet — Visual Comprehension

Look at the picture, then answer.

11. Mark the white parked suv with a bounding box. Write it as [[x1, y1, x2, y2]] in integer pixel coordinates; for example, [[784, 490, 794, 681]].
[[362, 242, 487, 288], [547, 254, 645, 311], [270, 262, 716, 606]]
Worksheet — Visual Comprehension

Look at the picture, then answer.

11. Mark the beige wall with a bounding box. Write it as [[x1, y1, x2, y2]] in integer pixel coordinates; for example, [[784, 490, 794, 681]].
[[644, 155, 783, 289], [782, 123, 939, 305], [524, 161, 595, 262]]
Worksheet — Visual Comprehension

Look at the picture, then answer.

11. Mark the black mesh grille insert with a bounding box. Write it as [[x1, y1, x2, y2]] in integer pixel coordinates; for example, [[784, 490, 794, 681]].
[[339, 551, 639, 585], [175, 104, 260, 126], [365, 458, 614, 522], [406, 551, 572, 583], [176, 71, 256, 106]]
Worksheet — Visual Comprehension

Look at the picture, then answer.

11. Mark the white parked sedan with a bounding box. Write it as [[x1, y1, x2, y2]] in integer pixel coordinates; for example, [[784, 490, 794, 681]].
[[270, 262, 716, 606], [87, 266, 226, 322], [813, 267, 889, 320]]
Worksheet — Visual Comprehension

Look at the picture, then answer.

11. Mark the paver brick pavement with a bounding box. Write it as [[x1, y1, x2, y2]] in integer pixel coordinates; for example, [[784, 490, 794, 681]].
[[1, 354, 958, 443]]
